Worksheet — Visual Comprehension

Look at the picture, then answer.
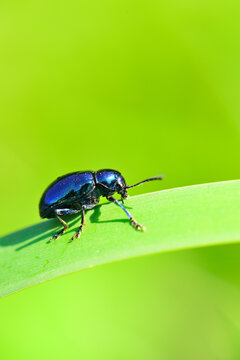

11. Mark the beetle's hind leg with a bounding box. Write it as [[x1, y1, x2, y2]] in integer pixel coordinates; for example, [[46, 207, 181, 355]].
[[72, 206, 87, 241], [50, 215, 69, 241], [50, 209, 80, 241]]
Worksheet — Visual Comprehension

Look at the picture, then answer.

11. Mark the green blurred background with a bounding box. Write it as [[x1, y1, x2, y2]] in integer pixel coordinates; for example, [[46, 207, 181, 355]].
[[1, 0, 240, 359]]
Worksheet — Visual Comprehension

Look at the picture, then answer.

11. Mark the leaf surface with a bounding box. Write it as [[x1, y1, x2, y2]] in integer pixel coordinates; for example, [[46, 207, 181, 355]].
[[1, 180, 240, 298]]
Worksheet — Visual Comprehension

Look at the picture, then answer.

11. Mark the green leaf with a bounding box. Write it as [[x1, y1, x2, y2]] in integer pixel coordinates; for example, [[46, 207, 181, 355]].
[[1, 180, 240, 298]]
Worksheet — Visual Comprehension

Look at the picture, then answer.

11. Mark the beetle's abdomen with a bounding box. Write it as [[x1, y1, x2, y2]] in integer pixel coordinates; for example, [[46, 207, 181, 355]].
[[39, 171, 95, 218]]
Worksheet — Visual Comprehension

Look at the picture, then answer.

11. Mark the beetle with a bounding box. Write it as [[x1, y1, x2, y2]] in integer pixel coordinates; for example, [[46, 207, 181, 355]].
[[39, 169, 164, 241]]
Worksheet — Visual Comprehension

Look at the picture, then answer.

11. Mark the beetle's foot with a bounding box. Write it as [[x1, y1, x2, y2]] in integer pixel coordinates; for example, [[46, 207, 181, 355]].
[[71, 225, 84, 241], [50, 229, 64, 241], [130, 218, 146, 232]]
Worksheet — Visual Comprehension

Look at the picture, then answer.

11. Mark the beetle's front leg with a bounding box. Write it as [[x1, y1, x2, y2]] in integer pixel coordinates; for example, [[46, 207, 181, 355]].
[[106, 196, 146, 231]]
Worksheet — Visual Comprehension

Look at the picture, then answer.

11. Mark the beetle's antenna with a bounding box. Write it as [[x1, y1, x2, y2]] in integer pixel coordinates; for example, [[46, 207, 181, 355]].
[[126, 175, 165, 189]]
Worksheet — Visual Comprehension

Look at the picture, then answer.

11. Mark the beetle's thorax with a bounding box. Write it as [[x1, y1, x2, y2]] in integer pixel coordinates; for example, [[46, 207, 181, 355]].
[[95, 169, 127, 198], [92, 171, 98, 186]]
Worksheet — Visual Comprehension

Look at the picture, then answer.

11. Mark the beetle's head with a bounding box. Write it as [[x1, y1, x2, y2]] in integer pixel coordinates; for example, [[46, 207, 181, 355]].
[[115, 174, 128, 200], [96, 169, 165, 202], [115, 172, 165, 202]]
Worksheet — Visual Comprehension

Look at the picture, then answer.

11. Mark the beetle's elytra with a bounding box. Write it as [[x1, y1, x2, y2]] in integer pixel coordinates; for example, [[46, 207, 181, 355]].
[[39, 169, 164, 241]]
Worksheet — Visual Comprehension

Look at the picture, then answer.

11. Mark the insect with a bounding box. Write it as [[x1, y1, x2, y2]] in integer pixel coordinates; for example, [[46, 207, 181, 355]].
[[39, 169, 164, 241]]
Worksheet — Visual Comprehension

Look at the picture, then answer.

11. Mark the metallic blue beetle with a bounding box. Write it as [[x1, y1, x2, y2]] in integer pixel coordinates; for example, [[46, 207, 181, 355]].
[[39, 169, 164, 241]]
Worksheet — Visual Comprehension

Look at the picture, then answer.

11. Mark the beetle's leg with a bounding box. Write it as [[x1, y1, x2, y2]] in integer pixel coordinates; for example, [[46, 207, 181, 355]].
[[72, 206, 86, 241], [50, 215, 69, 241], [106, 196, 146, 231], [50, 209, 80, 241]]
